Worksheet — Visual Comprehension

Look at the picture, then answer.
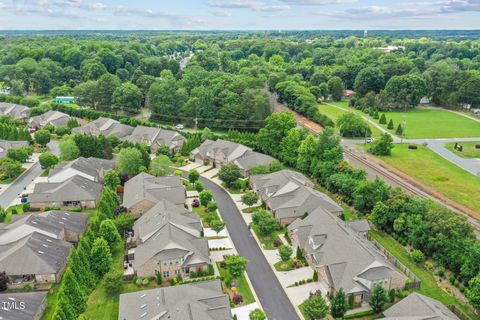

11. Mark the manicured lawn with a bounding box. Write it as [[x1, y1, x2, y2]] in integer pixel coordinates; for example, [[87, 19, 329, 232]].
[[192, 205, 220, 227], [372, 144, 480, 214], [445, 141, 480, 158], [369, 230, 476, 319], [216, 262, 255, 305], [242, 205, 262, 213], [328, 102, 480, 139], [274, 259, 294, 271], [251, 224, 284, 250]]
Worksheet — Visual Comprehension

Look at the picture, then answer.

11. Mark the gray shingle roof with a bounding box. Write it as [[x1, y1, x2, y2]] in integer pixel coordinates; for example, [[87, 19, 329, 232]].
[[48, 156, 116, 182], [0, 103, 29, 119], [123, 172, 186, 209], [0, 211, 88, 244], [0, 291, 48, 320], [28, 110, 70, 128], [250, 170, 342, 220], [384, 293, 459, 320], [119, 280, 231, 320], [133, 199, 202, 242], [233, 151, 276, 172], [191, 139, 251, 163], [29, 175, 103, 203], [0, 232, 71, 276], [123, 125, 186, 149], [0, 140, 29, 158], [72, 117, 134, 138], [288, 208, 406, 295]]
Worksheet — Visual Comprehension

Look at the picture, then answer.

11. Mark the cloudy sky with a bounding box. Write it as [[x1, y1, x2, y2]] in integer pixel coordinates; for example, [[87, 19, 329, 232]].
[[0, 0, 479, 30]]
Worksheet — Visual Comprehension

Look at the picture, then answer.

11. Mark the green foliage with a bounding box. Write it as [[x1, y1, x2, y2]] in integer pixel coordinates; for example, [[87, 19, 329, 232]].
[[396, 123, 404, 136], [6, 147, 30, 163], [279, 128, 302, 167], [211, 219, 225, 235], [354, 67, 385, 96], [467, 275, 480, 310], [99, 219, 121, 248], [188, 169, 200, 183], [302, 295, 329, 320], [219, 163, 241, 187], [328, 76, 344, 101], [224, 254, 248, 279], [117, 147, 144, 176], [72, 133, 113, 159], [369, 284, 388, 313], [387, 118, 394, 130], [103, 169, 120, 189], [90, 237, 113, 277], [199, 190, 213, 206], [249, 308, 266, 320], [370, 133, 394, 156], [379, 114, 387, 124], [241, 192, 258, 207], [207, 201, 218, 213], [114, 213, 135, 235], [330, 289, 347, 319], [39, 153, 59, 168], [258, 112, 296, 158], [252, 210, 280, 235], [194, 180, 204, 192], [34, 129, 51, 146], [278, 245, 293, 262], [103, 270, 123, 296], [411, 249, 426, 263], [337, 113, 371, 137]]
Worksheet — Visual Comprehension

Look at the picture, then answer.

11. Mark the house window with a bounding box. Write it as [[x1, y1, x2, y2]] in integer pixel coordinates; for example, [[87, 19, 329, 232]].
[[175, 270, 180, 275], [163, 271, 169, 278]]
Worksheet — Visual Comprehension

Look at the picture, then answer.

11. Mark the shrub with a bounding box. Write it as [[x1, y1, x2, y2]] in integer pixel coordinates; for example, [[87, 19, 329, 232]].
[[408, 145, 418, 150], [437, 266, 445, 278], [379, 114, 387, 124], [135, 278, 143, 286], [199, 190, 213, 206], [387, 119, 394, 129], [410, 250, 425, 264], [192, 198, 200, 207], [207, 201, 218, 212], [278, 245, 292, 262], [233, 294, 243, 305], [424, 261, 433, 270], [194, 180, 204, 192], [22, 284, 32, 292], [273, 239, 282, 248]]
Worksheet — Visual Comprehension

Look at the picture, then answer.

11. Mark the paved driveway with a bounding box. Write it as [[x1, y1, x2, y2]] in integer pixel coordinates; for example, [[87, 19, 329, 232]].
[[198, 176, 300, 320]]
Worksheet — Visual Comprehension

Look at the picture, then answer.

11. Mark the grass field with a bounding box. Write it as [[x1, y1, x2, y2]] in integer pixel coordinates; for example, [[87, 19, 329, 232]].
[[369, 230, 476, 319], [445, 141, 480, 158], [372, 144, 480, 214], [328, 101, 480, 139]]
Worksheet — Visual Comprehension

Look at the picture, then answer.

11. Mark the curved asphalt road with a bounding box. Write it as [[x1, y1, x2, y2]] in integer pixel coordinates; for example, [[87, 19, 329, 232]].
[[199, 176, 300, 320]]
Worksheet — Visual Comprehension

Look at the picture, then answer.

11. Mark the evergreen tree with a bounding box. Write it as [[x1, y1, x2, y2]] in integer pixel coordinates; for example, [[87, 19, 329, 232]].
[[387, 119, 394, 130], [90, 237, 113, 277], [330, 289, 347, 319], [99, 218, 121, 248], [395, 123, 403, 136], [379, 114, 387, 124], [369, 284, 388, 313], [61, 269, 87, 315]]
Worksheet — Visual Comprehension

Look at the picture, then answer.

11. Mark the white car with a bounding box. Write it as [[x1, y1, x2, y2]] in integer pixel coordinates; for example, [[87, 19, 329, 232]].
[[366, 137, 375, 143], [175, 124, 185, 130]]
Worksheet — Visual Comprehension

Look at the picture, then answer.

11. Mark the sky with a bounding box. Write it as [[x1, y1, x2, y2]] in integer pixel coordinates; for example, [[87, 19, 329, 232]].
[[0, 0, 480, 30]]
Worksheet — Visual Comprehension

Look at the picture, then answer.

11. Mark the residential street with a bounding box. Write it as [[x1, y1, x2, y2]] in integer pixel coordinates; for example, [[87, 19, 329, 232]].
[[0, 140, 59, 208], [198, 176, 301, 320]]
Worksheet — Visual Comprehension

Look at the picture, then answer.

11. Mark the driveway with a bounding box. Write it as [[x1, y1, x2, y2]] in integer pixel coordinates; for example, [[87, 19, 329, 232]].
[[198, 176, 300, 320], [0, 140, 60, 208]]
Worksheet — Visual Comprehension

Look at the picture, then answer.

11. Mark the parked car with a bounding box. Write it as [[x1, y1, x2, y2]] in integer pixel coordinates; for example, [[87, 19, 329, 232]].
[[366, 137, 375, 143], [21, 197, 28, 203], [175, 124, 185, 130]]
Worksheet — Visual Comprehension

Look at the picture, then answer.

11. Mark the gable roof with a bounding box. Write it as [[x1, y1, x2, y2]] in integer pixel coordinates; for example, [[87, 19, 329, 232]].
[[251, 170, 342, 219], [0, 139, 29, 158], [0, 291, 48, 320], [384, 293, 459, 320], [119, 280, 231, 320], [288, 208, 406, 295], [0, 103, 29, 119], [29, 175, 103, 203], [0, 232, 71, 276], [72, 117, 134, 138], [191, 139, 251, 162], [233, 151, 276, 172], [0, 211, 88, 244], [28, 110, 70, 128], [48, 157, 115, 181], [123, 172, 185, 209], [133, 199, 202, 242], [123, 125, 186, 149], [133, 222, 209, 269]]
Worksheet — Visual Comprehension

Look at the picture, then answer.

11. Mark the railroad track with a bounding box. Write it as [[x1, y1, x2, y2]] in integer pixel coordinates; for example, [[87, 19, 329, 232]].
[[344, 147, 480, 235]]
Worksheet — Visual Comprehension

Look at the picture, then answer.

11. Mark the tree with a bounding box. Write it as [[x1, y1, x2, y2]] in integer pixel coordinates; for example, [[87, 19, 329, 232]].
[[218, 163, 241, 188], [95, 72, 120, 110], [369, 284, 388, 313], [99, 219, 121, 248], [249, 308, 266, 320], [117, 147, 144, 176], [34, 129, 51, 147], [39, 153, 59, 169], [0, 271, 7, 291], [279, 128, 301, 167], [194, 180, 204, 192], [337, 113, 371, 137], [199, 190, 213, 206], [188, 169, 200, 183], [379, 114, 387, 124], [0, 158, 22, 178], [302, 295, 329, 320], [104, 270, 123, 295], [353, 178, 390, 213], [74, 81, 100, 108], [6, 147, 29, 163], [411, 249, 425, 263], [257, 112, 296, 158], [224, 254, 248, 279], [61, 269, 87, 315], [467, 275, 480, 310], [241, 192, 258, 207], [385, 74, 427, 109], [330, 289, 347, 319], [112, 82, 143, 113], [354, 67, 385, 96], [328, 76, 344, 101], [297, 134, 317, 174], [252, 210, 279, 235], [59, 135, 80, 161], [395, 123, 403, 136], [211, 220, 225, 235], [90, 237, 113, 277], [370, 133, 394, 156], [279, 245, 292, 262], [387, 119, 394, 130], [104, 170, 120, 189], [115, 213, 135, 235]]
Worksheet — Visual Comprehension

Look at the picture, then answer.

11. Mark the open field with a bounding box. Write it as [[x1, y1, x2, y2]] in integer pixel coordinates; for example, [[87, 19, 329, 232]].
[[328, 101, 480, 139], [445, 141, 480, 158], [370, 144, 480, 214], [370, 230, 476, 319]]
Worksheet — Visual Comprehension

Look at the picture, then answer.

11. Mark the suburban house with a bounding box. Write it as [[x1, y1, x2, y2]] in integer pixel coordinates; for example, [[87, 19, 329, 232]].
[[191, 139, 276, 176], [0, 211, 89, 244], [123, 172, 186, 217], [0, 139, 29, 158], [250, 169, 343, 224], [72, 117, 134, 138], [48, 156, 116, 183], [288, 208, 407, 304], [0, 103, 29, 121], [118, 280, 231, 320], [0, 291, 48, 320], [129, 199, 210, 279], [0, 232, 71, 288], [28, 175, 103, 210], [28, 110, 71, 129], [122, 125, 186, 153], [384, 292, 459, 319]]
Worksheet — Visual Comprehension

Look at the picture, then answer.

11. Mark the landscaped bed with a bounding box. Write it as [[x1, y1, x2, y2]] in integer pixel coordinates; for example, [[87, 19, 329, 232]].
[[192, 205, 220, 227], [251, 224, 285, 250], [445, 141, 480, 158], [216, 262, 255, 306]]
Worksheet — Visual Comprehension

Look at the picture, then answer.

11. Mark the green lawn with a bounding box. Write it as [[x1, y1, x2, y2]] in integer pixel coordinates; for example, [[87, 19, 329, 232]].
[[251, 224, 284, 250], [372, 144, 480, 214], [328, 101, 480, 139], [216, 262, 255, 305], [274, 259, 294, 271], [369, 230, 476, 319], [192, 205, 220, 227], [445, 141, 480, 158]]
